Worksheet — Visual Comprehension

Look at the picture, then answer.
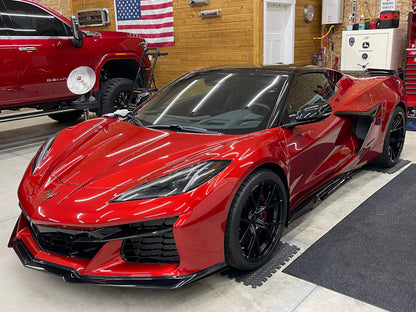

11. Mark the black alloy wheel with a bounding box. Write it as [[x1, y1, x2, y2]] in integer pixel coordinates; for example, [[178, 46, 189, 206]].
[[225, 169, 287, 271], [387, 108, 406, 162], [373, 106, 406, 167]]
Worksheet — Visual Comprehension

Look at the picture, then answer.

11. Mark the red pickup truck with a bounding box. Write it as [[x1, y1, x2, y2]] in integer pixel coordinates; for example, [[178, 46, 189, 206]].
[[0, 0, 150, 122]]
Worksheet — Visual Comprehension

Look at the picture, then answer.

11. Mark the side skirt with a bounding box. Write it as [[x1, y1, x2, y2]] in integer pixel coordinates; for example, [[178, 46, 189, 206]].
[[287, 171, 355, 223]]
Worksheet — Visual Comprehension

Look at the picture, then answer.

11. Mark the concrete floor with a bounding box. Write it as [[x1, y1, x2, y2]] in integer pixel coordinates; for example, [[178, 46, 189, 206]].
[[1, 116, 415, 312]]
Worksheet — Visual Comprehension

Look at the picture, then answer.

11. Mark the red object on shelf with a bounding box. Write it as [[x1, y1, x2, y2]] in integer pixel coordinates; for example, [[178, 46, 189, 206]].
[[403, 12, 416, 108], [379, 10, 400, 28]]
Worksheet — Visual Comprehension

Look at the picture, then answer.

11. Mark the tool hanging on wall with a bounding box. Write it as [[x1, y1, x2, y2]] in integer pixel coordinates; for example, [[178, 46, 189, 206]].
[[313, 25, 335, 68], [351, 1, 357, 25]]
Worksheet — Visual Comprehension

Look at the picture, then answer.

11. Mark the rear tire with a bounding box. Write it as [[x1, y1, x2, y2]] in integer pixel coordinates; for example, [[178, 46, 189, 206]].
[[372, 106, 406, 167], [48, 110, 83, 123], [224, 169, 287, 271], [99, 78, 135, 116]]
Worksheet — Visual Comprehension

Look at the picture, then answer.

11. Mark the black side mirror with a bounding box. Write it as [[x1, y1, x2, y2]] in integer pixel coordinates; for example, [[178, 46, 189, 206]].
[[135, 92, 150, 106], [296, 103, 332, 122], [281, 103, 332, 129], [70, 16, 83, 48]]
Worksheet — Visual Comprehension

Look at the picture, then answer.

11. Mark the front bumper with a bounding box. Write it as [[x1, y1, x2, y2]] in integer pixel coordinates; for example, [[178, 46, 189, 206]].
[[8, 214, 227, 289], [10, 237, 225, 288]]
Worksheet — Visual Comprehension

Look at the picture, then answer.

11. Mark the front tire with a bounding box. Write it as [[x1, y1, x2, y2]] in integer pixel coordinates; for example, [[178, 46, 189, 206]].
[[225, 169, 287, 271], [99, 78, 135, 116], [373, 106, 406, 167]]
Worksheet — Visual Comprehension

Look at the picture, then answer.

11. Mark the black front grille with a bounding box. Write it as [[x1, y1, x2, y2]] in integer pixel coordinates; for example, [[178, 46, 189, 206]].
[[121, 219, 180, 264], [25, 213, 179, 263], [28, 221, 105, 260]]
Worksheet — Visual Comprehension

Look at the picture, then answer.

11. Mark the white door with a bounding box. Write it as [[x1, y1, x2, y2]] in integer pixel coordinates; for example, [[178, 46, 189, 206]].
[[264, 1, 295, 65]]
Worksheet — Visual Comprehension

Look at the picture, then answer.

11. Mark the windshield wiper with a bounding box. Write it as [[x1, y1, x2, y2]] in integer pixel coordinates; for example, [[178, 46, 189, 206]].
[[146, 124, 220, 134]]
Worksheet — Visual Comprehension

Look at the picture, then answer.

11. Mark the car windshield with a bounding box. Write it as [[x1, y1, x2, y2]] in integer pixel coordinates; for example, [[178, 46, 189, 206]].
[[134, 70, 288, 134]]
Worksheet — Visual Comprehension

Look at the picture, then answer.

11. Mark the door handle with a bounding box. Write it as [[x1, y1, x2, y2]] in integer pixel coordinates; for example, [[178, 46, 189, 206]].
[[18, 46, 38, 52]]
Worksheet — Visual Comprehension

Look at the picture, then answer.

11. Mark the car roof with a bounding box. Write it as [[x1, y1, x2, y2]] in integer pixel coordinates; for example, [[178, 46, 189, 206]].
[[193, 65, 334, 76]]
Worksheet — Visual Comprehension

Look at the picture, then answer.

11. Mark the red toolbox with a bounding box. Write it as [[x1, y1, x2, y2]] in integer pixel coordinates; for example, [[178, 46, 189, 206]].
[[379, 10, 400, 28]]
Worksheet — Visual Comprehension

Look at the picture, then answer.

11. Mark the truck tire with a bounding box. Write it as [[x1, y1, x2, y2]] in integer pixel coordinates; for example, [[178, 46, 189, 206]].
[[48, 110, 83, 123], [99, 78, 135, 116]]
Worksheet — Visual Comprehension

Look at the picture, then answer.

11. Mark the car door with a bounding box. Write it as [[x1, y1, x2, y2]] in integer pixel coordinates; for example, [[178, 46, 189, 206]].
[[1, 0, 90, 104], [280, 71, 357, 208], [0, 1, 19, 103]]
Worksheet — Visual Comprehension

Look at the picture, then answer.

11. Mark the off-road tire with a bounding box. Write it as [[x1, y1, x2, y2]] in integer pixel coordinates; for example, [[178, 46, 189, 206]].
[[99, 78, 135, 116]]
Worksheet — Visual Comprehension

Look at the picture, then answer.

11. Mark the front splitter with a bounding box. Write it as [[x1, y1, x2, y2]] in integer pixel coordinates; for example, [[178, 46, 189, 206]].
[[10, 238, 226, 289]]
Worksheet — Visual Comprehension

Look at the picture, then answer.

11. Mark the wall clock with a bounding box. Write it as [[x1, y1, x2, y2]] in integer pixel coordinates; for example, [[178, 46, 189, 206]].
[[303, 4, 314, 23]]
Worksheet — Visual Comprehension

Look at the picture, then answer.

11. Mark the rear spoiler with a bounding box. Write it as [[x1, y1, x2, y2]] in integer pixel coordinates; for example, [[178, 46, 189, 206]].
[[364, 68, 398, 76], [342, 68, 401, 78]]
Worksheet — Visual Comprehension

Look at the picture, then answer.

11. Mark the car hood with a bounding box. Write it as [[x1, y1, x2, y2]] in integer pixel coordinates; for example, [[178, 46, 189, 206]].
[[47, 118, 244, 189]]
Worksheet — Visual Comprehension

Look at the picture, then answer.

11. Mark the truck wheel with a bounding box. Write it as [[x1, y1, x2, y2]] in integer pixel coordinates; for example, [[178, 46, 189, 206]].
[[48, 110, 83, 123], [99, 78, 135, 116]]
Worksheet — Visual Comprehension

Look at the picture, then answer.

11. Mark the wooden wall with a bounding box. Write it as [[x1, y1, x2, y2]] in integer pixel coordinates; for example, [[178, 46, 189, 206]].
[[70, 0, 115, 31], [69, 0, 323, 87], [42, 0, 71, 17], [294, 0, 323, 65]]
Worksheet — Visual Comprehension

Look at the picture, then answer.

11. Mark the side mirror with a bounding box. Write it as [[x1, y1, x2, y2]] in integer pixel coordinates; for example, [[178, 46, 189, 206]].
[[281, 103, 332, 129], [296, 103, 332, 122], [70, 16, 83, 48], [135, 92, 150, 106]]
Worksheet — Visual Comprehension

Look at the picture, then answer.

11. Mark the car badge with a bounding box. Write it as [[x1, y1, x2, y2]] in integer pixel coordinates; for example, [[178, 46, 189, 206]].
[[43, 189, 60, 202]]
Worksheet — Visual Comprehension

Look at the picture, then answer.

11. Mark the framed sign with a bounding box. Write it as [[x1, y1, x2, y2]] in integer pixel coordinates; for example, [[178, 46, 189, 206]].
[[380, 0, 396, 11]]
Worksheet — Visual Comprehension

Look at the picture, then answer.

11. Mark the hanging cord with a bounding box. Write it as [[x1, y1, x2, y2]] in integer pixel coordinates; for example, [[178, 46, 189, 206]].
[[361, 2, 373, 20], [313, 25, 334, 40]]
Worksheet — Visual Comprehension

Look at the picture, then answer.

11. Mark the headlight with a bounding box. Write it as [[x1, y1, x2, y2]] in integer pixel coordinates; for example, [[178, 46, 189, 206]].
[[112, 160, 232, 202], [32, 135, 56, 174]]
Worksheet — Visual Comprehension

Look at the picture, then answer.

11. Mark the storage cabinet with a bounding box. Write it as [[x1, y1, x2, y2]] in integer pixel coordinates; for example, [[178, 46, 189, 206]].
[[341, 29, 404, 72]]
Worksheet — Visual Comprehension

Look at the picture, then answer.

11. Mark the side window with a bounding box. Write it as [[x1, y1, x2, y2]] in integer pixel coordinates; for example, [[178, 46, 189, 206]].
[[285, 72, 335, 120], [0, 14, 8, 36], [2, 0, 68, 36]]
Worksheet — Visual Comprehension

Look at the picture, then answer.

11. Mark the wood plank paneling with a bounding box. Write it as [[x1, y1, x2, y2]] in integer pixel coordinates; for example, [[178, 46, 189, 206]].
[[70, 0, 323, 87], [42, 0, 71, 17], [70, 0, 115, 31], [294, 0, 323, 65]]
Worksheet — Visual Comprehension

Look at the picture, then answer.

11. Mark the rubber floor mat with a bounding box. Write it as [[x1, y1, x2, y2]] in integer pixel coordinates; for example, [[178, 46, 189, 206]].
[[223, 242, 299, 288], [284, 164, 416, 312]]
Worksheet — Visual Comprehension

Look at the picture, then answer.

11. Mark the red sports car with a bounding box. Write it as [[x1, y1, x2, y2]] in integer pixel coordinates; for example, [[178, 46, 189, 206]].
[[9, 67, 407, 288]]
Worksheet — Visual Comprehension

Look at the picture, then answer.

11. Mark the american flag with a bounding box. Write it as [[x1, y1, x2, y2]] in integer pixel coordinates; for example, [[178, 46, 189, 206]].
[[114, 0, 174, 47]]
